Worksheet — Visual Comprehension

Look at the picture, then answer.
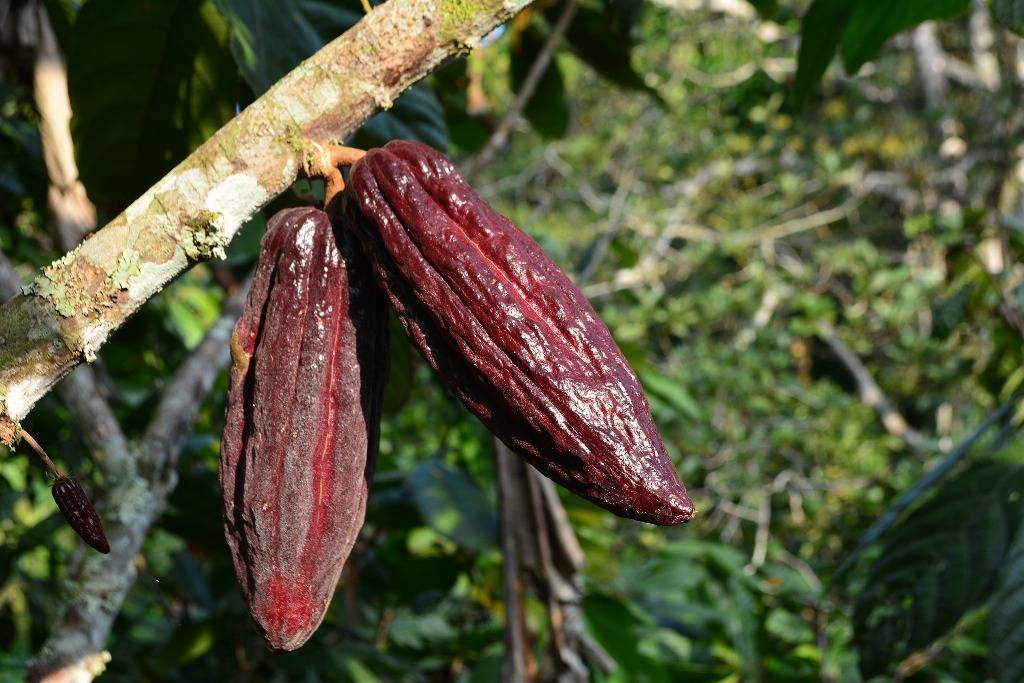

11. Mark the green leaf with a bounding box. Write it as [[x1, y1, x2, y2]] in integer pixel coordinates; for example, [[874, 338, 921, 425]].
[[154, 620, 217, 667], [510, 25, 570, 139], [69, 0, 237, 207], [853, 460, 1024, 678], [215, 0, 447, 150], [352, 84, 449, 152], [583, 592, 668, 681], [839, 0, 971, 73], [382, 318, 415, 415], [993, 0, 1024, 35], [988, 526, 1024, 682], [409, 458, 498, 552], [793, 0, 855, 105], [639, 369, 706, 421], [559, 4, 664, 104], [214, 0, 360, 94]]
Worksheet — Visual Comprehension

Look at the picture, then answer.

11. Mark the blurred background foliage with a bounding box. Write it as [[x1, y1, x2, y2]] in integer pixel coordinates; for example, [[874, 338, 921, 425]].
[[2, 0, 1024, 680]]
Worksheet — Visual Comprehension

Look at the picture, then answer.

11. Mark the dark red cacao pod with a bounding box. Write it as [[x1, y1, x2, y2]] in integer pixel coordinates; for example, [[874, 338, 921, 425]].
[[343, 140, 694, 526], [220, 207, 388, 651], [52, 476, 109, 553]]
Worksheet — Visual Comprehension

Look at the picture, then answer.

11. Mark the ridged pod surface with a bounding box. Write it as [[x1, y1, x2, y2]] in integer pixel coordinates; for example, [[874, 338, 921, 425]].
[[343, 140, 693, 526], [220, 207, 388, 651], [51, 476, 109, 553]]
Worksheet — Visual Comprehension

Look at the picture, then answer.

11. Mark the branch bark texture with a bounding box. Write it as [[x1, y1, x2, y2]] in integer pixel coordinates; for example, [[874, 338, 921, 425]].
[[0, 0, 534, 445], [26, 283, 248, 683]]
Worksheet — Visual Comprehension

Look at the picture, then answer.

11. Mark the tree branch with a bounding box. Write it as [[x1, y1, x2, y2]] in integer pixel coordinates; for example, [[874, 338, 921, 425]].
[[464, 0, 578, 177], [0, 0, 537, 446], [818, 325, 934, 453], [494, 439, 613, 682], [27, 281, 249, 683], [31, 0, 96, 250]]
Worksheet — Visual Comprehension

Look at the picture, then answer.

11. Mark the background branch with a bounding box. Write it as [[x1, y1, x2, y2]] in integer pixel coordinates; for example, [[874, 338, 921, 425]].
[[494, 439, 613, 682], [464, 0, 578, 177], [818, 325, 934, 453], [30, 0, 95, 250], [27, 281, 249, 683]]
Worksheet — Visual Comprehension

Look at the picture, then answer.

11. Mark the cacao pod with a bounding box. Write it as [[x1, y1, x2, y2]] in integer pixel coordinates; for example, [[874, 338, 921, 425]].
[[343, 140, 693, 526], [220, 207, 388, 651], [51, 476, 109, 553]]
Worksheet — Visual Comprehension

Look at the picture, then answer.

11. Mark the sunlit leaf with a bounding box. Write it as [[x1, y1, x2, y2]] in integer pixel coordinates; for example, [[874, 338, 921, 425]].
[[839, 0, 971, 73], [409, 459, 498, 552]]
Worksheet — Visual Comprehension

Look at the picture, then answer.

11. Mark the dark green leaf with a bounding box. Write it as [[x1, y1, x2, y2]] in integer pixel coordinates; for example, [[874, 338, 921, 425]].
[[215, 0, 448, 149], [408, 458, 498, 551], [213, 0, 360, 94], [993, 0, 1024, 35], [560, 5, 664, 104], [988, 526, 1024, 683], [155, 620, 218, 667], [793, 0, 855, 104], [430, 59, 492, 153], [853, 460, 1024, 678], [382, 317, 415, 415], [746, 0, 778, 19], [583, 592, 669, 681], [510, 25, 570, 139], [352, 85, 449, 152], [170, 549, 215, 610], [69, 0, 237, 207], [840, 0, 971, 73]]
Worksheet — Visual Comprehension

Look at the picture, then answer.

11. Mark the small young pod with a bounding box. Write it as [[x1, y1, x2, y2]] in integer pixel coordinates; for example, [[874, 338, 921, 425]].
[[52, 476, 110, 554], [220, 207, 388, 651], [343, 140, 693, 526]]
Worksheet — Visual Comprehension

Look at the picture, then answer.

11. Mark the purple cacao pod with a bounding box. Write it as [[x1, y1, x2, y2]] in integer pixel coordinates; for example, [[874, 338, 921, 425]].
[[220, 207, 388, 650], [52, 476, 109, 554], [343, 140, 693, 526]]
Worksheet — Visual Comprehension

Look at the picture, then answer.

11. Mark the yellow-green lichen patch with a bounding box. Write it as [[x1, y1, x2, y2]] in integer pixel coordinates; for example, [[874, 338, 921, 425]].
[[106, 249, 142, 294], [437, 0, 503, 45], [30, 257, 111, 321], [181, 210, 226, 260], [215, 119, 243, 161], [284, 121, 305, 153], [30, 276, 74, 317]]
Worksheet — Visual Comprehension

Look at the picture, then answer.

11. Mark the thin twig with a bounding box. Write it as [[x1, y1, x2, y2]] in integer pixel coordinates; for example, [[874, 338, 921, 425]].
[[495, 440, 530, 682], [818, 325, 934, 453], [464, 0, 579, 176], [18, 428, 60, 479]]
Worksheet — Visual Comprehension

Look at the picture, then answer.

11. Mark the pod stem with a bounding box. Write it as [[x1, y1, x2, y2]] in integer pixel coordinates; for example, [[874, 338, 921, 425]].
[[302, 140, 367, 213], [19, 428, 61, 480]]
